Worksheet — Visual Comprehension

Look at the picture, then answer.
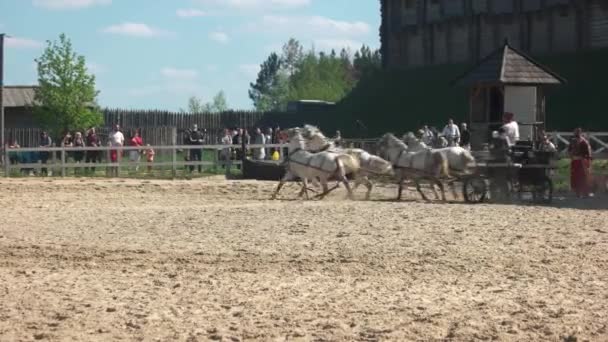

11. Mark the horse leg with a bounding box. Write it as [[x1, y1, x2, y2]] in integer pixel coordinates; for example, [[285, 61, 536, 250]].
[[397, 177, 404, 201], [449, 181, 459, 200], [271, 180, 286, 200], [415, 179, 431, 202], [362, 176, 373, 200], [301, 178, 310, 200], [436, 180, 447, 202], [271, 172, 292, 200], [318, 180, 330, 199], [342, 176, 354, 200]]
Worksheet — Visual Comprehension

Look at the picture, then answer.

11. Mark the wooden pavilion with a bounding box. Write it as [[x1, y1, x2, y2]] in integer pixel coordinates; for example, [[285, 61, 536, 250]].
[[453, 41, 566, 149]]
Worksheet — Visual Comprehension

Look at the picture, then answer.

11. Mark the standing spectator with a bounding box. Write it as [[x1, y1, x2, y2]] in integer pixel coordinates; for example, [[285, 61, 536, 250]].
[[265, 127, 273, 159], [244, 129, 252, 157], [334, 130, 343, 147], [501, 112, 520, 147], [108, 124, 125, 177], [421, 125, 434, 145], [8, 138, 20, 165], [221, 129, 233, 174], [143, 144, 155, 173], [73, 132, 85, 174], [129, 129, 144, 172], [253, 127, 266, 160], [273, 126, 281, 145], [39, 131, 52, 176], [460, 123, 471, 150], [232, 128, 244, 162], [442, 119, 461, 147], [61, 131, 73, 164], [86, 127, 101, 174], [189, 124, 204, 173], [538, 134, 557, 153], [569, 128, 593, 198]]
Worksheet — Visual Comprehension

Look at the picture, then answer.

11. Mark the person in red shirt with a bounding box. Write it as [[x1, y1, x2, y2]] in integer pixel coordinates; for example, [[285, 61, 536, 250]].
[[569, 128, 593, 198], [129, 129, 144, 172]]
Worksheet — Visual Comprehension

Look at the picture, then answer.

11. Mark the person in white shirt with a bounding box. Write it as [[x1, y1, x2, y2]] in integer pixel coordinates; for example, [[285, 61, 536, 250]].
[[108, 124, 125, 177], [442, 119, 460, 146], [221, 129, 233, 175], [501, 112, 520, 147]]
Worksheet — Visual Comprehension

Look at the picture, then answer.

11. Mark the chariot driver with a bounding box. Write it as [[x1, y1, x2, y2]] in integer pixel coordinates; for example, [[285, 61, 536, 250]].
[[501, 112, 520, 147]]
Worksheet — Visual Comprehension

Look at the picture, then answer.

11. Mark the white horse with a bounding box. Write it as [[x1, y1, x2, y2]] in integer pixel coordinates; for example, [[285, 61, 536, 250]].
[[301, 125, 393, 199], [403, 132, 475, 199], [377, 133, 450, 202], [403, 132, 475, 174], [271, 129, 360, 200]]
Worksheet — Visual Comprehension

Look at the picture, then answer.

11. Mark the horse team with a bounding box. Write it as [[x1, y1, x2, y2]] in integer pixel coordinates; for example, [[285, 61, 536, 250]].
[[271, 125, 476, 201]]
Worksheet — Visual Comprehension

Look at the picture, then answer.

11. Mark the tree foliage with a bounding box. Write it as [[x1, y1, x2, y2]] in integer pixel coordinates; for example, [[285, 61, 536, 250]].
[[181, 91, 229, 113], [248, 39, 381, 111], [34, 33, 102, 136]]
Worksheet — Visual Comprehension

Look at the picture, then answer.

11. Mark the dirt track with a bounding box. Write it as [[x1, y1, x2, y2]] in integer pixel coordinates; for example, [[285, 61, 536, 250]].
[[0, 178, 607, 341]]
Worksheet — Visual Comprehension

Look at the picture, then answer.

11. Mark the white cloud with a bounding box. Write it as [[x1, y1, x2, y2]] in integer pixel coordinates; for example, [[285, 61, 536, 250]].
[[161, 67, 199, 81], [33, 0, 111, 10], [258, 15, 370, 37], [5, 37, 44, 49], [176, 8, 207, 18], [209, 31, 229, 44], [195, 0, 310, 11], [238, 64, 260, 79], [128, 83, 206, 97], [101, 22, 172, 38]]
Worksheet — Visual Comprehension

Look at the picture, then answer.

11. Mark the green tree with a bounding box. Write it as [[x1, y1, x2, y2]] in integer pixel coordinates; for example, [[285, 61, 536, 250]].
[[248, 52, 287, 111], [353, 45, 381, 80], [287, 50, 353, 102], [181, 91, 229, 113], [211, 90, 228, 112], [34, 33, 101, 136], [181, 96, 204, 113], [281, 38, 304, 76]]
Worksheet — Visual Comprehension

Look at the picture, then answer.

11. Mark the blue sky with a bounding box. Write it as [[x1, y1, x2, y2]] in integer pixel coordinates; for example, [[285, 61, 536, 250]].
[[1, 0, 380, 110]]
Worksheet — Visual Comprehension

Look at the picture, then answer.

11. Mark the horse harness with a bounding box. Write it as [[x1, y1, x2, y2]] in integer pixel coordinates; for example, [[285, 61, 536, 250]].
[[285, 148, 335, 174]]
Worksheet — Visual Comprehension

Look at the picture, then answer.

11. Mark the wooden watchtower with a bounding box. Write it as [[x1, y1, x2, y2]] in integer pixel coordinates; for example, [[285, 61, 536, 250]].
[[452, 41, 566, 150]]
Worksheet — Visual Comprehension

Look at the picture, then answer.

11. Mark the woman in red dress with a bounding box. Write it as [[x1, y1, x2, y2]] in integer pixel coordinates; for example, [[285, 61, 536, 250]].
[[569, 128, 593, 198]]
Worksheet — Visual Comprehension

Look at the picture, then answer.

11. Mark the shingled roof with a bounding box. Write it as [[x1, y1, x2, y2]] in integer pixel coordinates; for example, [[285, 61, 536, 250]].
[[2, 86, 38, 107], [453, 42, 566, 86]]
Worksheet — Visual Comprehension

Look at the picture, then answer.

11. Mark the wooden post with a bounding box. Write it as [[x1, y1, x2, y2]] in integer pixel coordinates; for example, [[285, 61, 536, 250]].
[[61, 147, 66, 177], [1, 34, 6, 177], [171, 127, 177, 178], [51, 143, 56, 176], [3, 143, 8, 177]]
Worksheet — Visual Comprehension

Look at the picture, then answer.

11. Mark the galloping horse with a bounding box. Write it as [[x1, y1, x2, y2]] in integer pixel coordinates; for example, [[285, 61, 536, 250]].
[[377, 133, 450, 202], [301, 125, 393, 199], [271, 129, 360, 200], [403, 132, 476, 199]]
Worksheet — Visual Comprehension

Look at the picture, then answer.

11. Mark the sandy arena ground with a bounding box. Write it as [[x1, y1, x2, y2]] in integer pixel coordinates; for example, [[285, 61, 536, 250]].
[[0, 177, 607, 341]]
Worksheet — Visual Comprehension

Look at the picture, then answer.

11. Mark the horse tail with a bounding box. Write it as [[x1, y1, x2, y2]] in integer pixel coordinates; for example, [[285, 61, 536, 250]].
[[435, 152, 450, 179], [462, 149, 476, 169], [336, 154, 360, 175]]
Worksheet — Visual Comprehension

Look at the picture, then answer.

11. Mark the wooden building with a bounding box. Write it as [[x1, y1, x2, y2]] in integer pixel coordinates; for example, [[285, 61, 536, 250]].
[[380, 0, 608, 69], [452, 41, 566, 148], [2, 86, 37, 129]]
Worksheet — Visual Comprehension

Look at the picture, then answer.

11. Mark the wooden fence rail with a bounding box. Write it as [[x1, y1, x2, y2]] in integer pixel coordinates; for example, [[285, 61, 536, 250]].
[[1, 143, 288, 178]]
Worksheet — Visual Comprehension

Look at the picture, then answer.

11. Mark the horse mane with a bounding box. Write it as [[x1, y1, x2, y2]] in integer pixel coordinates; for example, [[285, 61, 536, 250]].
[[381, 133, 408, 150]]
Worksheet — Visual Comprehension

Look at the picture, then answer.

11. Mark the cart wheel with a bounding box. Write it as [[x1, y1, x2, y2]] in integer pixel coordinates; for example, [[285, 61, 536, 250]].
[[533, 176, 553, 204], [463, 178, 487, 203]]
